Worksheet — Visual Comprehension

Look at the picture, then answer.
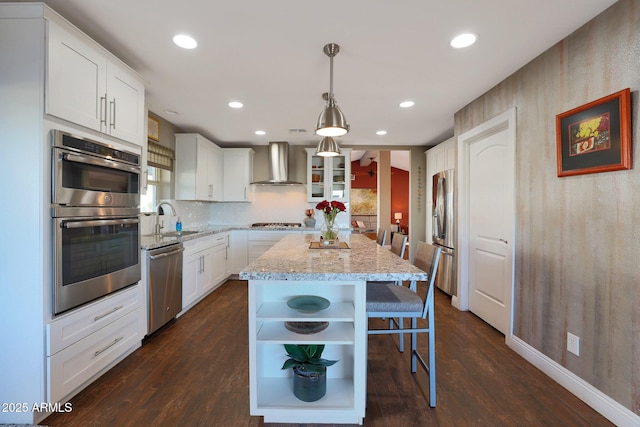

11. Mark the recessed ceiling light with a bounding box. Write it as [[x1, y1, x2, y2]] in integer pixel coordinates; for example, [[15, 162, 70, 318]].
[[255, 130, 266, 136], [228, 101, 243, 109], [376, 130, 387, 136], [450, 33, 477, 49], [173, 34, 197, 49], [164, 109, 179, 115], [399, 101, 415, 108]]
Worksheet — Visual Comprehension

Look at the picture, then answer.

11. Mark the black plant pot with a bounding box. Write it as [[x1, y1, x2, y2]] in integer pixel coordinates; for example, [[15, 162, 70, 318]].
[[292, 366, 327, 402]]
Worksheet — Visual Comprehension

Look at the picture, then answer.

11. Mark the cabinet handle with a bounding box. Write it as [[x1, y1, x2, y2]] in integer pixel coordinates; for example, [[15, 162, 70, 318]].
[[110, 98, 116, 129], [208, 184, 213, 198], [94, 305, 123, 322], [94, 336, 123, 357], [143, 169, 148, 192], [244, 186, 247, 200], [100, 95, 107, 127]]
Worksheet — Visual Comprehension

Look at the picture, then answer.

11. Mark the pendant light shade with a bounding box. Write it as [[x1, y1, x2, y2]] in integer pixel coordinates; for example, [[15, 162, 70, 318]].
[[316, 97, 349, 137], [316, 43, 349, 138], [315, 136, 341, 157]]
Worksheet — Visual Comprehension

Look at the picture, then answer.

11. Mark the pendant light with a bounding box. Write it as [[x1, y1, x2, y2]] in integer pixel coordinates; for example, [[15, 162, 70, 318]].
[[315, 136, 341, 157], [316, 43, 349, 144]]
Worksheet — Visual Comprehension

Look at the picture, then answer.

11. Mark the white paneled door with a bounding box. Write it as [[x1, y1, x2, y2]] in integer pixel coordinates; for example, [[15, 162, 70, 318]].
[[469, 129, 513, 334], [457, 109, 515, 337]]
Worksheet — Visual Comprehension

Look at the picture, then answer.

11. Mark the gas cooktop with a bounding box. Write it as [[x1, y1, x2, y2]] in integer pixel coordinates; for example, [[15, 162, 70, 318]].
[[251, 222, 302, 228]]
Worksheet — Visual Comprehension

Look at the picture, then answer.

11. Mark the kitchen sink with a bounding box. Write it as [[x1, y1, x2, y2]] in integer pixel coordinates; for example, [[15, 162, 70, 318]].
[[161, 230, 200, 237]]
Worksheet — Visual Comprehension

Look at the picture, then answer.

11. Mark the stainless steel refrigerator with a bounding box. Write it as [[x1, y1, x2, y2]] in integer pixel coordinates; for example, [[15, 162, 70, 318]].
[[432, 169, 456, 295]]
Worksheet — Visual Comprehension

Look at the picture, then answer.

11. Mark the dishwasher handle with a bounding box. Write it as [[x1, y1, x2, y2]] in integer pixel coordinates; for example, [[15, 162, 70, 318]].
[[148, 246, 184, 260]]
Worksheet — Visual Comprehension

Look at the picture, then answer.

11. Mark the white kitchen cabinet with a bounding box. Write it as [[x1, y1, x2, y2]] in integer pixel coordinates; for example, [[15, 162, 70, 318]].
[[305, 148, 351, 203], [210, 235, 229, 286], [175, 133, 223, 201], [182, 249, 205, 309], [228, 229, 248, 274], [425, 136, 456, 243], [46, 16, 145, 145], [105, 61, 145, 144], [426, 136, 456, 175], [46, 284, 144, 404], [181, 233, 229, 312], [182, 242, 214, 310], [248, 279, 365, 424], [0, 5, 145, 424], [223, 148, 254, 202]]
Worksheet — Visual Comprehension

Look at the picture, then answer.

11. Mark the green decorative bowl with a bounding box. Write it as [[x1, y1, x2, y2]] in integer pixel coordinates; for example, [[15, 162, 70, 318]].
[[287, 295, 330, 313]]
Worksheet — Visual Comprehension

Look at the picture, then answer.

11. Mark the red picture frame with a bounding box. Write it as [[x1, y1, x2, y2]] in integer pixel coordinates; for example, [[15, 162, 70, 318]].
[[555, 88, 631, 177]]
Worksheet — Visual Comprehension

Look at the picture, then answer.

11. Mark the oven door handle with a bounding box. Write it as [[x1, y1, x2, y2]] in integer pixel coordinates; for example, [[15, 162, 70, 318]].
[[62, 218, 140, 229], [62, 152, 140, 175]]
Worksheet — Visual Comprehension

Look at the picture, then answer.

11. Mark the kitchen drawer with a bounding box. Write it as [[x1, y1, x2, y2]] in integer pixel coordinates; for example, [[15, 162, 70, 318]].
[[183, 232, 227, 255], [210, 232, 228, 248], [47, 284, 142, 356], [48, 308, 143, 403]]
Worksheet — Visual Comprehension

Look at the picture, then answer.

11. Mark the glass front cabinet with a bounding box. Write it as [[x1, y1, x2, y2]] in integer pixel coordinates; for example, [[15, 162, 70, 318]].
[[306, 148, 351, 203]]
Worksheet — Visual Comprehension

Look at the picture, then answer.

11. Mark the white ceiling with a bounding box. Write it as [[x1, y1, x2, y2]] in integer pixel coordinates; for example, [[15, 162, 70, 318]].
[[27, 0, 617, 154]]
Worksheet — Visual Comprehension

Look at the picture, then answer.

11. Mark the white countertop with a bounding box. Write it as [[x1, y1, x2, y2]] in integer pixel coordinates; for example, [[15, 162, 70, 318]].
[[240, 233, 428, 282]]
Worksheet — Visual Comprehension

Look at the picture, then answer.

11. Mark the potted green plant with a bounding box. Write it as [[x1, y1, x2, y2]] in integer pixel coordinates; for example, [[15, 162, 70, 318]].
[[281, 344, 338, 402]]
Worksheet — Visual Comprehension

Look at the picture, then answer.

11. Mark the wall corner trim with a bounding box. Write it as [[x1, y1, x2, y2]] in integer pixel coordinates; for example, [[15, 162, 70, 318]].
[[509, 336, 640, 427]]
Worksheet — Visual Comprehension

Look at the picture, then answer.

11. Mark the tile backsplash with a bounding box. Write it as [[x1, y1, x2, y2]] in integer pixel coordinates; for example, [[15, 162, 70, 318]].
[[144, 186, 351, 231]]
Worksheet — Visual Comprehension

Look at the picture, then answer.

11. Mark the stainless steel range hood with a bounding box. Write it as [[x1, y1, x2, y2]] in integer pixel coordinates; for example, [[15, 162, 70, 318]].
[[251, 141, 303, 185]]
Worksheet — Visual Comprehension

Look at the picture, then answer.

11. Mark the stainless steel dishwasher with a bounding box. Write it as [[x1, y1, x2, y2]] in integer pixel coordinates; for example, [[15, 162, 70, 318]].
[[147, 242, 184, 335]]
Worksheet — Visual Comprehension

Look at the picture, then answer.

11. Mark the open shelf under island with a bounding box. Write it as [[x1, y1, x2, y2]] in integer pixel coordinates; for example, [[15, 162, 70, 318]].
[[240, 233, 428, 425]]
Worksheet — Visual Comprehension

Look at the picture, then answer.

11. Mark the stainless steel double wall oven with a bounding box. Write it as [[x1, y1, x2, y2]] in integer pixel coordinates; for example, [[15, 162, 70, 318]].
[[51, 130, 141, 315]]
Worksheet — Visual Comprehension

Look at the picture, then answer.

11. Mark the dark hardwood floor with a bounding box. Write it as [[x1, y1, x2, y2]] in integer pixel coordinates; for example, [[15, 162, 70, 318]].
[[43, 280, 613, 427]]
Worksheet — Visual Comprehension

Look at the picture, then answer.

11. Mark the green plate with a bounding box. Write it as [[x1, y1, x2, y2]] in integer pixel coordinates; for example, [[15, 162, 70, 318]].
[[287, 295, 330, 313]]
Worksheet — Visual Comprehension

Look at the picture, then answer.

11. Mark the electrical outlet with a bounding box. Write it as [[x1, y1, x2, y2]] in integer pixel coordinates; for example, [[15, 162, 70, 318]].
[[567, 332, 580, 356]]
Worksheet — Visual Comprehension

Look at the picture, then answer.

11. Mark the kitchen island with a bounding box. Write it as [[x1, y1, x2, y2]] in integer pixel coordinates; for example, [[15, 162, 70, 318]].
[[239, 233, 428, 424]]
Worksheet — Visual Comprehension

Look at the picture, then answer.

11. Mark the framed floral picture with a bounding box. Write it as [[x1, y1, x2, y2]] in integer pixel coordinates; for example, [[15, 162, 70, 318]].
[[555, 88, 631, 177]]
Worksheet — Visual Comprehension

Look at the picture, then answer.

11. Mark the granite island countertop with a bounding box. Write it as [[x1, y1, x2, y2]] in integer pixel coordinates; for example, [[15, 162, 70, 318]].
[[239, 233, 428, 282]]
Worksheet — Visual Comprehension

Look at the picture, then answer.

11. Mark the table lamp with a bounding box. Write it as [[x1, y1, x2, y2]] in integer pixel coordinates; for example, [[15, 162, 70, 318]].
[[394, 212, 402, 231]]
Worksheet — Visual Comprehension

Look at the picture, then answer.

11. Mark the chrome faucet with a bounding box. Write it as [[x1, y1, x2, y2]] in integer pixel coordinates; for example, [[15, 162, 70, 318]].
[[155, 201, 177, 235]]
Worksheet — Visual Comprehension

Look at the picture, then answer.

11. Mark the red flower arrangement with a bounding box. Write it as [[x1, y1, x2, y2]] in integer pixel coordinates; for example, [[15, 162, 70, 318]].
[[315, 200, 346, 241], [315, 200, 346, 215]]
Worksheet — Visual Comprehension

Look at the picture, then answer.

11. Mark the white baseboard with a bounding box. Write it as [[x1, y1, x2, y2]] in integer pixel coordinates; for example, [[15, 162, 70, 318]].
[[509, 335, 640, 427]]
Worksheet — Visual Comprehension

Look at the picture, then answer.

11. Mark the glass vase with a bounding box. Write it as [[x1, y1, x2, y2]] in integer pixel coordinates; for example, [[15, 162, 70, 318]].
[[321, 213, 337, 243]]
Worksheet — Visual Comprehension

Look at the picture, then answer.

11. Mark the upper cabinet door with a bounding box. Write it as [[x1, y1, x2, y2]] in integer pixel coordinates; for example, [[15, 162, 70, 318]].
[[46, 19, 107, 132], [328, 151, 350, 201], [46, 17, 145, 146], [175, 133, 223, 202], [306, 148, 351, 202], [222, 148, 254, 202], [106, 62, 145, 145]]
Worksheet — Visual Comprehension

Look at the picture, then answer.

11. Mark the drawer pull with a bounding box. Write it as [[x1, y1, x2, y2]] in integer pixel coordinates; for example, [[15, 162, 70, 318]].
[[94, 336, 123, 357], [94, 305, 124, 322]]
